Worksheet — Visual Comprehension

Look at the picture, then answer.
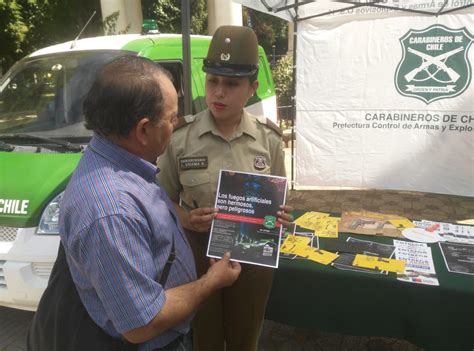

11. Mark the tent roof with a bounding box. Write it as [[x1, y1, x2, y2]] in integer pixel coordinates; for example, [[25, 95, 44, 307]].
[[234, 0, 474, 22]]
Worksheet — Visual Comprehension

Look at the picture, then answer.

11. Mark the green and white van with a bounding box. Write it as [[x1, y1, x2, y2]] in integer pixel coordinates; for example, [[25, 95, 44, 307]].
[[0, 33, 276, 311]]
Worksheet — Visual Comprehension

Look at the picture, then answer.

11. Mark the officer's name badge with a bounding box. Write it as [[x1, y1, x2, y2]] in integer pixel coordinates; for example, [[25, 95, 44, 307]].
[[179, 157, 208, 170]]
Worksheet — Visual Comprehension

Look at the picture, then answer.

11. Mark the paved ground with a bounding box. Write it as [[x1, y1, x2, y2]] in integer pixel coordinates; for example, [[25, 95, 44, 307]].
[[2, 188, 472, 350], [0, 307, 31, 351]]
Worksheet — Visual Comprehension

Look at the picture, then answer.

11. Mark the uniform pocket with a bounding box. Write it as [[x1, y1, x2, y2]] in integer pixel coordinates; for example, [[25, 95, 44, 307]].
[[180, 171, 210, 186], [179, 171, 212, 207]]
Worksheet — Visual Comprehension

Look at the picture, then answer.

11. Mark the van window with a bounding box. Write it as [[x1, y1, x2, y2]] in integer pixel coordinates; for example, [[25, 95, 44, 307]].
[[0, 51, 132, 139], [157, 61, 185, 117]]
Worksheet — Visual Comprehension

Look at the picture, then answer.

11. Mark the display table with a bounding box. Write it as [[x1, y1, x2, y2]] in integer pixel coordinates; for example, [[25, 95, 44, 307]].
[[265, 213, 474, 351]]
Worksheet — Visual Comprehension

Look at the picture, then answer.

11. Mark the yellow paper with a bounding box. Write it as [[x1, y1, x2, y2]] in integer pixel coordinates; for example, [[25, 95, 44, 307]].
[[389, 219, 415, 229], [353, 254, 406, 273], [280, 235, 311, 254], [293, 246, 339, 265], [294, 211, 330, 229], [313, 217, 339, 238], [284, 235, 311, 246]]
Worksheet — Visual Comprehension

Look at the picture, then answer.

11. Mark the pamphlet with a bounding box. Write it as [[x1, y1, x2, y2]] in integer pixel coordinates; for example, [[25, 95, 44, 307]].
[[353, 254, 405, 273], [394, 239, 439, 286], [439, 242, 474, 275], [279, 229, 335, 264], [325, 237, 394, 275], [411, 220, 474, 245], [346, 237, 395, 258], [293, 211, 339, 238], [331, 253, 387, 275], [293, 211, 330, 228], [279, 230, 315, 260], [280, 233, 311, 258], [207, 170, 287, 268], [312, 217, 339, 238], [294, 246, 338, 265]]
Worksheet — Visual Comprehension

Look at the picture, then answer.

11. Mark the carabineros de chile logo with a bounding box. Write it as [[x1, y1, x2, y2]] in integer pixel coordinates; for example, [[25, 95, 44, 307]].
[[395, 24, 473, 104], [263, 215, 277, 229]]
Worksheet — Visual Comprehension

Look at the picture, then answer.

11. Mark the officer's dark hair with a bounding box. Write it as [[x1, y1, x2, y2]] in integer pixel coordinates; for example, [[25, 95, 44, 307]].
[[248, 70, 259, 83], [84, 55, 171, 137]]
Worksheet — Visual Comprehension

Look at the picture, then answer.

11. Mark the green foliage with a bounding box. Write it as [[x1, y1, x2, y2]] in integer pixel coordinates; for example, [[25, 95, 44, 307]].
[[243, 8, 288, 57], [0, 0, 102, 73], [0, 0, 288, 75], [142, 0, 207, 34], [0, 1, 28, 70], [273, 54, 294, 125], [20, 0, 102, 49], [103, 11, 130, 35], [272, 54, 293, 114]]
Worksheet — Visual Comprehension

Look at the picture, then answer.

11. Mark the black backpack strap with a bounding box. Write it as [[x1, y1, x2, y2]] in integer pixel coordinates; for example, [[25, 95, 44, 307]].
[[158, 207, 180, 286], [158, 235, 176, 286]]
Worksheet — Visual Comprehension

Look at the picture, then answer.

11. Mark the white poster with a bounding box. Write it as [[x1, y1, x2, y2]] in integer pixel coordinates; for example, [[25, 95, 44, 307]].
[[295, 10, 474, 195]]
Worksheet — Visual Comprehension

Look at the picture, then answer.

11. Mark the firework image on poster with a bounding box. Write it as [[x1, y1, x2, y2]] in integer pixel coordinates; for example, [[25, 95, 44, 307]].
[[207, 170, 288, 268]]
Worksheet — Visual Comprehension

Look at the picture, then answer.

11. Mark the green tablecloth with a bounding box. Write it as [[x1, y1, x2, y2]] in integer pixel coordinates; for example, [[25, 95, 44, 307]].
[[265, 213, 474, 351]]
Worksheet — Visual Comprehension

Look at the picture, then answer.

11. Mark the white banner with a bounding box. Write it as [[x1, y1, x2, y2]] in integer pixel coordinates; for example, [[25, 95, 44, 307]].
[[295, 12, 474, 195]]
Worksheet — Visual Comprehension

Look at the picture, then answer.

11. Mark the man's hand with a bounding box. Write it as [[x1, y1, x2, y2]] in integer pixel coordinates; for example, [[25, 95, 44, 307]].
[[185, 207, 218, 232], [277, 204, 295, 228], [205, 252, 241, 290], [124, 252, 240, 343]]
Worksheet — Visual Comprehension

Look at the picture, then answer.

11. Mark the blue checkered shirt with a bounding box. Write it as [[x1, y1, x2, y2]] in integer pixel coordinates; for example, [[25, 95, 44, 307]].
[[59, 134, 197, 350]]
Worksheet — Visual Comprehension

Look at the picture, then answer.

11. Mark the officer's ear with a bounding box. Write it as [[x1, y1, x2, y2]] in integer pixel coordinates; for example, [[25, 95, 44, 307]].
[[249, 80, 259, 98]]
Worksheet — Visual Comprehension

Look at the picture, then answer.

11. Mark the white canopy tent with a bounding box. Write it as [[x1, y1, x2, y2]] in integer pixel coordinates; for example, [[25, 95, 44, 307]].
[[235, 0, 474, 196], [235, 0, 474, 20]]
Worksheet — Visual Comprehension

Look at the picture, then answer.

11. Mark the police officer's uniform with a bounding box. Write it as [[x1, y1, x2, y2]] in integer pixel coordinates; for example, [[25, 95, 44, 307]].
[[157, 25, 285, 351]]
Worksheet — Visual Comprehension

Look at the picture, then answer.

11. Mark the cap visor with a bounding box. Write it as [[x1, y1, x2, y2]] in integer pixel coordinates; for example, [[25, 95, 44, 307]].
[[203, 66, 257, 77]]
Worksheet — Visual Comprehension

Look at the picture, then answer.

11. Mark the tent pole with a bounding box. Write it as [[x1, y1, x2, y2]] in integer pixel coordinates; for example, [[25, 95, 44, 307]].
[[437, 0, 449, 16], [290, 0, 299, 191], [274, 0, 314, 13], [182, 0, 192, 116], [298, 4, 365, 21]]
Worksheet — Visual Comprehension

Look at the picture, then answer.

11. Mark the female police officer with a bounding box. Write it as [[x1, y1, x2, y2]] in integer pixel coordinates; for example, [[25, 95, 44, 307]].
[[157, 25, 293, 351]]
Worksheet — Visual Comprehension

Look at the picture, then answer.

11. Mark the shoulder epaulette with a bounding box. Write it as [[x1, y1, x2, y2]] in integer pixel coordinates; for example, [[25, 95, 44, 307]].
[[257, 117, 283, 137], [174, 114, 195, 131]]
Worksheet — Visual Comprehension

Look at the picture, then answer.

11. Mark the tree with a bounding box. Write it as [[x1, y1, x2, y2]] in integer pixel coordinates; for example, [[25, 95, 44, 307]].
[[142, 0, 207, 34], [0, 0, 102, 73], [271, 54, 293, 123], [0, 1, 28, 72], [20, 0, 102, 52], [1, 0, 287, 74], [243, 7, 288, 58]]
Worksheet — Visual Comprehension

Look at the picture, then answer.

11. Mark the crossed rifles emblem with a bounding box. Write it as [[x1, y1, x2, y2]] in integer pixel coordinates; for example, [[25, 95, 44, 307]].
[[404, 46, 464, 83]]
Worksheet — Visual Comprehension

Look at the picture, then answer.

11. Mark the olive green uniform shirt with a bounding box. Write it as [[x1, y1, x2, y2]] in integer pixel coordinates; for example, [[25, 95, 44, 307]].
[[157, 109, 286, 209]]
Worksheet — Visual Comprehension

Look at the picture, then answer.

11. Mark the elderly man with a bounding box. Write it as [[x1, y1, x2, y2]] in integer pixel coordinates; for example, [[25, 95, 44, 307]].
[[28, 56, 241, 351]]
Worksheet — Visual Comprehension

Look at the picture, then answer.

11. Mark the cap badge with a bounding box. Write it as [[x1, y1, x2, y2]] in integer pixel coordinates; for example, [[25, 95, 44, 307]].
[[220, 53, 231, 61], [225, 37, 231, 44], [254, 156, 267, 170]]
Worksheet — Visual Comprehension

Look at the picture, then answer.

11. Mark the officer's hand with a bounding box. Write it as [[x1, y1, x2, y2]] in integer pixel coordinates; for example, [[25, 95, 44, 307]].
[[186, 207, 218, 232], [277, 204, 295, 228], [206, 252, 241, 289]]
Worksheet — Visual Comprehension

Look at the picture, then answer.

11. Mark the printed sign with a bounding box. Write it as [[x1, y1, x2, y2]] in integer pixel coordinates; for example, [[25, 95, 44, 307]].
[[395, 24, 473, 104], [207, 170, 288, 268]]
